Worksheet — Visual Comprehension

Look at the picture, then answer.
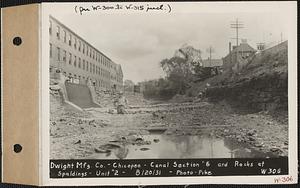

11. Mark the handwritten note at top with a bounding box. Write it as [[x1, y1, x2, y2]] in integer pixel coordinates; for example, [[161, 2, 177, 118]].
[[74, 3, 172, 15]]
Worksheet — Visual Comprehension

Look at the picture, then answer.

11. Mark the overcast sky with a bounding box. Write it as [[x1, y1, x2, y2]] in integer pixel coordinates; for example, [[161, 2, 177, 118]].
[[44, 2, 295, 83]]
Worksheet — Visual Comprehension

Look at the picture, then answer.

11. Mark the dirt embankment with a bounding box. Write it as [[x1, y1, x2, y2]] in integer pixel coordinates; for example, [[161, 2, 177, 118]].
[[191, 41, 288, 115]]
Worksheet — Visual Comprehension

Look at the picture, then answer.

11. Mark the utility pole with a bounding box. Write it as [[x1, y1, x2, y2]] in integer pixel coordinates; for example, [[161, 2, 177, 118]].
[[206, 46, 215, 66], [209, 47, 212, 67], [230, 18, 244, 47]]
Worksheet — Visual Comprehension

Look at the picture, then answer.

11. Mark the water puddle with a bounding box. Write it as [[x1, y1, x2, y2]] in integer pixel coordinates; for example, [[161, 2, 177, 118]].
[[90, 134, 275, 159]]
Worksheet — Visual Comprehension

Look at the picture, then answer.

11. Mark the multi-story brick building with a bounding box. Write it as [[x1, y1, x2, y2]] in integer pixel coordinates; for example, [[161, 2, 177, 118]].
[[49, 15, 123, 91]]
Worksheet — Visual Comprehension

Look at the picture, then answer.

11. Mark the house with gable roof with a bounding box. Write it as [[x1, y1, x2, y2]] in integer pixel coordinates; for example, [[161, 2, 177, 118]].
[[223, 40, 257, 72]]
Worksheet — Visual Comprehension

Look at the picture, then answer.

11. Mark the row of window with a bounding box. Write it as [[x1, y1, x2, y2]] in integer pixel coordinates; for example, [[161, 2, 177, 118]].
[[50, 68, 112, 89], [64, 73, 111, 89], [49, 43, 123, 81], [49, 20, 114, 69]]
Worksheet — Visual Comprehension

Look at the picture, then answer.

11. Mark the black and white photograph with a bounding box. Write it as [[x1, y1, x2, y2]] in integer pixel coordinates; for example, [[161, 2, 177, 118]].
[[44, 1, 297, 183]]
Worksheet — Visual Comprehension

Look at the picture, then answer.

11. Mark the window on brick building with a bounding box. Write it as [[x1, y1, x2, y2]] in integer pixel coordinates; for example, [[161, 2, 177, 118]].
[[90, 63, 92, 73], [78, 58, 81, 68], [68, 34, 72, 46], [49, 43, 52, 58], [69, 53, 72, 64], [86, 61, 89, 71], [49, 20, 52, 35], [83, 43, 85, 54], [74, 55, 77, 67], [74, 38, 77, 49], [63, 30, 66, 43], [78, 41, 81, 51], [57, 47, 60, 61], [56, 26, 60, 39], [63, 50, 66, 62], [83, 60, 85, 70]]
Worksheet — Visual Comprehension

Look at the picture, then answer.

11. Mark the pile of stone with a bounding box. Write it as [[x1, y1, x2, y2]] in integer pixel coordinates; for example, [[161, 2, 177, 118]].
[[95, 90, 118, 108]]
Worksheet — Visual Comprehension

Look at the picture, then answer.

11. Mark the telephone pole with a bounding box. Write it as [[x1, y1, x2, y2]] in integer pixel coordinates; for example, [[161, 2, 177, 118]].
[[206, 46, 215, 66], [230, 18, 244, 47]]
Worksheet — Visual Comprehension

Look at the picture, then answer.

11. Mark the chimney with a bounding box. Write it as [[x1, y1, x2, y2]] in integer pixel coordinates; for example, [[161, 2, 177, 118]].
[[241, 39, 247, 44], [229, 42, 232, 53]]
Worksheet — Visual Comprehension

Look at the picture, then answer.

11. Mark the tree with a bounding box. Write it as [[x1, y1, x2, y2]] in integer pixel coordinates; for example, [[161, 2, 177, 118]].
[[159, 56, 194, 95], [144, 45, 212, 99]]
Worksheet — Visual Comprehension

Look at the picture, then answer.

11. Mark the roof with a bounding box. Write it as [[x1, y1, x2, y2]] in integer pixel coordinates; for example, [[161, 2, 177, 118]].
[[202, 59, 223, 67], [231, 42, 256, 53]]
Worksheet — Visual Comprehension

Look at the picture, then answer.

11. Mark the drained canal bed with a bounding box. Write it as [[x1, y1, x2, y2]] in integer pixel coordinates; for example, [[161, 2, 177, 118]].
[[90, 134, 276, 159]]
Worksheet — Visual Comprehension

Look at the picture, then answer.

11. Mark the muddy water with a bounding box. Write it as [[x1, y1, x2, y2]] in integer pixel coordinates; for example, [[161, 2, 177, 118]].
[[91, 134, 275, 159]]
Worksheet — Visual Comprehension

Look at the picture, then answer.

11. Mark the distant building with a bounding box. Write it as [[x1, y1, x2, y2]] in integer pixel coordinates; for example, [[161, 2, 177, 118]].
[[257, 43, 266, 51], [202, 58, 223, 75], [223, 40, 256, 72], [124, 80, 135, 92], [49, 15, 123, 91], [138, 79, 159, 94], [110, 64, 123, 91], [137, 82, 146, 94]]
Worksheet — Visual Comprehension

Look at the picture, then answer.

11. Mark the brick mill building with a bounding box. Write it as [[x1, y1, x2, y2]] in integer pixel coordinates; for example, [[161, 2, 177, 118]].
[[49, 15, 123, 91]]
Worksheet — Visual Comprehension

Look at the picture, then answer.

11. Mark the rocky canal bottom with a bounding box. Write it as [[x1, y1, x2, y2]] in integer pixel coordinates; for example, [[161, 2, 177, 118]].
[[50, 95, 288, 159]]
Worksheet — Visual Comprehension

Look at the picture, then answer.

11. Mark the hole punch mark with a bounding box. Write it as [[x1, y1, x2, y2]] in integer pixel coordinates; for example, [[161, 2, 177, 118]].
[[13, 144, 22, 153], [13, 37, 22, 46]]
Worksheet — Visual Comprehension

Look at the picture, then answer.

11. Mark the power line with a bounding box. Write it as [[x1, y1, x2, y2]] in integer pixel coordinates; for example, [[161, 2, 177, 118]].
[[230, 18, 244, 47]]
